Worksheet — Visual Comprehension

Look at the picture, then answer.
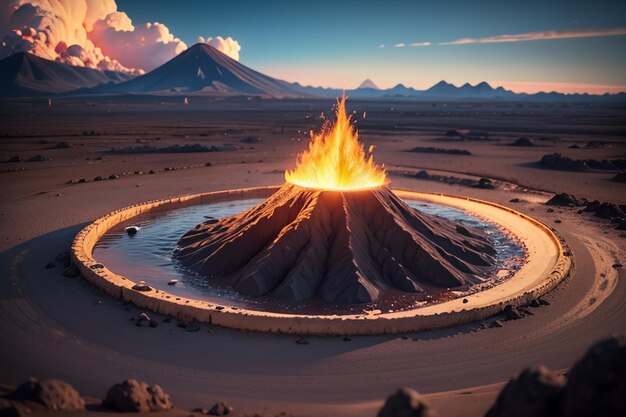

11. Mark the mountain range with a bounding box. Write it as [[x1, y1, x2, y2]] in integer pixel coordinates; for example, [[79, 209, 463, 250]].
[[1, 44, 624, 102]]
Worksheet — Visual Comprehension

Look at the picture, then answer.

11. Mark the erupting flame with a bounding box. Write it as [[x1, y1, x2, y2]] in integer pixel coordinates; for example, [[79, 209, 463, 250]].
[[285, 95, 388, 191]]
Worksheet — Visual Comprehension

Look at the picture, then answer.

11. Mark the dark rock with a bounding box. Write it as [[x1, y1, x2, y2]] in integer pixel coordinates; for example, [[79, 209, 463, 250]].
[[102, 379, 173, 412], [560, 335, 626, 417], [343, 336, 352, 341], [616, 221, 626, 231], [377, 387, 434, 417], [502, 305, 522, 321], [539, 298, 550, 306], [584, 200, 601, 212], [167, 279, 178, 286], [612, 172, 626, 183], [512, 137, 535, 147], [546, 208, 554, 213], [414, 170, 430, 180], [490, 320, 503, 328], [296, 336, 309, 345], [485, 366, 565, 417], [509, 198, 521, 203], [540, 153, 589, 172], [136, 312, 154, 327], [132, 281, 152, 291], [545, 193, 579, 207], [241, 136, 261, 144], [93, 176, 103, 181], [108, 174, 119, 180], [78, 178, 86, 183], [208, 401, 233, 415], [613, 263, 623, 269], [185, 321, 201, 332], [408, 146, 471, 156], [530, 299, 541, 308], [555, 220, 562, 224], [444, 129, 461, 137], [595, 203, 624, 220], [125, 226, 140, 235], [463, 298, 468, 304], [53, 142, 71, 149], [45, 262, 55, 269], [475, 178, 495, 189], [7, 156, 22, 162], [28, 155, 47, 162], [9, 378, 85, 411]]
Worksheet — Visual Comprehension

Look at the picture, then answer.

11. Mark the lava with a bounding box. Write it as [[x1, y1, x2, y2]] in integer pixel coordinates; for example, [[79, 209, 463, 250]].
[[285, 95, 387, 191]]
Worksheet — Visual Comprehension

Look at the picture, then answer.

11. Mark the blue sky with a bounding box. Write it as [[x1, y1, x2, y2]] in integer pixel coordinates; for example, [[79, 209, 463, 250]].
[[117, 0, 626, 92]]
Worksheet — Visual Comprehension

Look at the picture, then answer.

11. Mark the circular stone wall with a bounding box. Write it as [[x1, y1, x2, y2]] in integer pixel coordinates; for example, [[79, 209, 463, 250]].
[[71, 186, 570, 335]]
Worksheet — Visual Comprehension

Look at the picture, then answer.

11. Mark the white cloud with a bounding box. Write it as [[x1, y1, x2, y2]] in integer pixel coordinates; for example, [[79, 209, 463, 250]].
[[0, 0, 241, 73], [197, 35, 241, 61]]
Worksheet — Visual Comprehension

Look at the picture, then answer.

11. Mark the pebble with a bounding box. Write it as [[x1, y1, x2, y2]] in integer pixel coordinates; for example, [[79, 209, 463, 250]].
[[296, 336, 309, 345], [45, 261, 55, 269], [167, 279, 178, 286]]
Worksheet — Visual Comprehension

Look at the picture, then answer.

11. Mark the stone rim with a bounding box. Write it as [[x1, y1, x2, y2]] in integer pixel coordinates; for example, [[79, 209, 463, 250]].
[[71, 186, 571, 335]]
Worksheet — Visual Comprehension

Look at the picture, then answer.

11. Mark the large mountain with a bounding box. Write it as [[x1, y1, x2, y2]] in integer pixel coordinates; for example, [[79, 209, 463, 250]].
[[0, 52, 133, 96], [91, 43, 306, 97]]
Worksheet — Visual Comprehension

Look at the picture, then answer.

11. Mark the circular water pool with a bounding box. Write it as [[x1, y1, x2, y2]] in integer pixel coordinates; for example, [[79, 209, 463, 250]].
[[93, 197, 525, 315]]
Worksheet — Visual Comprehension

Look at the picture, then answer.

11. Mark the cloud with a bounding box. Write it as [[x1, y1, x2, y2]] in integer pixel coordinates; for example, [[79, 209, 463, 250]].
[[197, 36, 241, 61], [441, 27, 626, 45], [410, 42, 431, 47], [394, 43, 405, 48], [0, 1, 241, 74]]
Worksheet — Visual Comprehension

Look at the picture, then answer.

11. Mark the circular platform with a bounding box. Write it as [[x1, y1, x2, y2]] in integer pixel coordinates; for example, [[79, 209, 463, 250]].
[[71, 186, 571, 335]]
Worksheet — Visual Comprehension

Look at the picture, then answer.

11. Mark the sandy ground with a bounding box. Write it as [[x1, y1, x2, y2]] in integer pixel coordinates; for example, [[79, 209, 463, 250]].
[[0, 96, 625, 416]]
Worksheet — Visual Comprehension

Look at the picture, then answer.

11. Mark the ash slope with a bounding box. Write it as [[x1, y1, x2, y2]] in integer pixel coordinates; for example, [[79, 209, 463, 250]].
[[175, 185, 496, 304]]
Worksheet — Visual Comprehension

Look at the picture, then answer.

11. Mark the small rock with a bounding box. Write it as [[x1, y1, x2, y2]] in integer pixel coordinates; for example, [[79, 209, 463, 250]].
[[55, 251, 70, 267], [546, 208, 554, 213], [108, 174, 119, 180], [208, 401, 233, 416], [296, 336, 309, 345], [167, 279, 178, 286], [489, 320, 503, 328], [462, 298, 468, 304], [125, 226, 141, 235], [555, 219, 562, 224], [343, 336, 352, 341], [45, 262, 55, 269], [102, 379, 173, 412], [78, 178, 86, 183], [93, 175, 103, 181], [509, 198, 521, 203], [545, 193, 579, 207], [377, 387, 434, 417], [132, 280, 152, 292], [613, 263, 623, 269], [136, 312, 155, 327]]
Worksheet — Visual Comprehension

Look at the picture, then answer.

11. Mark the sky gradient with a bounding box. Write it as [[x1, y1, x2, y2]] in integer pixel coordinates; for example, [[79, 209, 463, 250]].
[[116, 0, 626, 93]]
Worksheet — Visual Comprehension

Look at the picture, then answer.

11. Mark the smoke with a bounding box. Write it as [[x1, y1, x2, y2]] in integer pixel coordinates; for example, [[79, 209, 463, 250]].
[[0, 1, 241, 74], [197, 36, 241, 61]]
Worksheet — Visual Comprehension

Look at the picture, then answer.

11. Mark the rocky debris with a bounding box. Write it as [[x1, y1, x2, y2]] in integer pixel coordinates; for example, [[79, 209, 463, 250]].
[[474, 178, 495, 189], [377, 387, 434, 417], [136, 312, 158, 328], [545, 193, 581, 207], [52, 141, 71, 149], [560, 335, 626, 417], [594, 203, 625, 220], [207, 401, 234, 415], [8, 378, 85, 411], [485, 366, 565, 417], [131, 280, 152, 292], [584, 200, 601, 212], [408, 146, 471, 156], [102, 379, 173, 412], [512, 137, 535, 147], [539, 153, 621, 172], [502, 305, 522, 321], [125, 225, 141, 235]]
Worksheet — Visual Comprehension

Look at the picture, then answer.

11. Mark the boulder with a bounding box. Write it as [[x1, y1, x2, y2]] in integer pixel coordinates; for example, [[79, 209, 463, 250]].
[[485, 366, 564, 417], [208, 401, 234, 415], [560, 335, 626, 417], [545, 193, 579, 207], [102, 379, 173, 412], [377, 387, 435, 417], [502, 305, 522, 321], [9, 378, 85, 411], [512, 137, 534, 147], [594, 203, 624, 219]]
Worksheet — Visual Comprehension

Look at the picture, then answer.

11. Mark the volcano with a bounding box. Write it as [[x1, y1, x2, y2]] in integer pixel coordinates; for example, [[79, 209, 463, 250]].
[[175, 96, 496, 304], [95, 43, 304, 97]]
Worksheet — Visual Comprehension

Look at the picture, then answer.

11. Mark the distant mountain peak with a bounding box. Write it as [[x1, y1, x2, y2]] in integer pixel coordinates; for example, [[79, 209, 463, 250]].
[[358, 78, 379, 90]]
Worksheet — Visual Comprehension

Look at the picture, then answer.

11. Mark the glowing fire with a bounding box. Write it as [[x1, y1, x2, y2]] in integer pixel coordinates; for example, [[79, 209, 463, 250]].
[[285, 95, 388, 191]]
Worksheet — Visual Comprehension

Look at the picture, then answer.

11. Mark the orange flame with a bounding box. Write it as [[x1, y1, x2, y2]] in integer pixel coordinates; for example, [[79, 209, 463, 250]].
[[285, 95, 388, 191]]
